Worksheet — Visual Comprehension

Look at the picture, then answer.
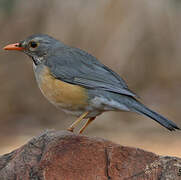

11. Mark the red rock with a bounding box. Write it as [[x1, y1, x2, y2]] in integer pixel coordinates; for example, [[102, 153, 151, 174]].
[[0, 130, 180, 180]]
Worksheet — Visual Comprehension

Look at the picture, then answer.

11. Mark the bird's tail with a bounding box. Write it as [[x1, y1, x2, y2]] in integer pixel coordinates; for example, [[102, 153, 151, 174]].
[[130, 99, 180, 131]]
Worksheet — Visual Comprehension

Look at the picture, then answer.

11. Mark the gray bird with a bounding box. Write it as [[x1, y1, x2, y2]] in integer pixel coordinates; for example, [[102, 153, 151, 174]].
[[3, 34, 180, 133]]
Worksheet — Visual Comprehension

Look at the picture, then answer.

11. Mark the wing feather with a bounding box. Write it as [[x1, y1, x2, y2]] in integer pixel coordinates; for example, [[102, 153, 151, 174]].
[[45, 47, 138, 98]]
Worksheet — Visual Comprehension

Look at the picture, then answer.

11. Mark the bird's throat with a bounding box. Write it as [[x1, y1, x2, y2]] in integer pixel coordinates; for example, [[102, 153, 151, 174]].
[[31, 56, 43, 66]]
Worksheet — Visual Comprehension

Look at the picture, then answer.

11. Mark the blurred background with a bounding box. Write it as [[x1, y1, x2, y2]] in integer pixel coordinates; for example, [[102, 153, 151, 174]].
[[0, 0, 181, 156]]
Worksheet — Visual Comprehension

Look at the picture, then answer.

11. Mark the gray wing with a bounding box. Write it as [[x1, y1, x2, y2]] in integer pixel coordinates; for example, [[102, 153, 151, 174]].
[[45, 47, 138, 98]]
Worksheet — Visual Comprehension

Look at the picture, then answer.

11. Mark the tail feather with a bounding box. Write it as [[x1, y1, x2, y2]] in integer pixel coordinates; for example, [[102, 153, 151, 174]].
[[132, 100, 180, 131]]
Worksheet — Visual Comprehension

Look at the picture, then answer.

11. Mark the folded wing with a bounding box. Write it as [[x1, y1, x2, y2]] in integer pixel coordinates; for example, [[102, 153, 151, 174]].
[[45, 47, 138, 98]]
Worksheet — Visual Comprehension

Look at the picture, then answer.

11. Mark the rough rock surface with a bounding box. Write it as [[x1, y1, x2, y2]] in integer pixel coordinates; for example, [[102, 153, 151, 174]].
[[0, 130, 181, 180]]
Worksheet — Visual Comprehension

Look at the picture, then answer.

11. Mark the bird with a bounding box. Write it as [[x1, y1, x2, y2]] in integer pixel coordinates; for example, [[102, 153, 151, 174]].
[[3, 34, 180, 133]]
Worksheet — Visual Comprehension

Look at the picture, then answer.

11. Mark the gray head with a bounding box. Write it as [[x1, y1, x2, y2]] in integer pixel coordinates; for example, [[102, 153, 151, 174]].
[[3, 34, 66, 65]]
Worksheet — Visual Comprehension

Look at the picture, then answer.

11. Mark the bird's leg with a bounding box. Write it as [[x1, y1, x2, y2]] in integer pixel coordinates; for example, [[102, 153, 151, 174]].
[[79, 117, 96, 134], [67, 111, 89, 132]]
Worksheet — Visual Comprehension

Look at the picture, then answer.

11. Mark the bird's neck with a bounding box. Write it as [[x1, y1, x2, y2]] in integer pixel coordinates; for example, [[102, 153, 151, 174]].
[[31, 56, 44, 66]]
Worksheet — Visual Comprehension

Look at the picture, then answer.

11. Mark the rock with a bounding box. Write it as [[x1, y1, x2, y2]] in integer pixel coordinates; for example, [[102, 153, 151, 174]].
[[0, 130, 181, 180]]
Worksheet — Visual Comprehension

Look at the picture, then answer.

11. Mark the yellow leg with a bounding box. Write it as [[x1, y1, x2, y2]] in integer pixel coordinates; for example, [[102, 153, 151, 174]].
[[79, 117, 96, 134], [67, 111, 89, 132]]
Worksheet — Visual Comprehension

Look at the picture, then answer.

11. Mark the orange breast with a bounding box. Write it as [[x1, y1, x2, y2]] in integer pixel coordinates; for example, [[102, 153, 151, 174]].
[[37, 66, 88, 110]]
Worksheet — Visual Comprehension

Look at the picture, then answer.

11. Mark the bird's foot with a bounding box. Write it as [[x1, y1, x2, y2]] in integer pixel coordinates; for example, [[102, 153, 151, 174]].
[[67, 127, 74, 132]]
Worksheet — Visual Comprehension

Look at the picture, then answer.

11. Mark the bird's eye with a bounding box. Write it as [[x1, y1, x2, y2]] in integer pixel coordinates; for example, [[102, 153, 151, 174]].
[[29, 41, 38, 48]]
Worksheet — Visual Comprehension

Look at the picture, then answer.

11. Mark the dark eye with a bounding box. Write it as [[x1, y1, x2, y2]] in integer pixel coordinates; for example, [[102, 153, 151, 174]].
[[29, 41, 38, 48]]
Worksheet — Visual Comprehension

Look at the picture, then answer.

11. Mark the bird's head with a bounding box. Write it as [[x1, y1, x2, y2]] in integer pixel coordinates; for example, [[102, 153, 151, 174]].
[[3, 34, 63, 65]]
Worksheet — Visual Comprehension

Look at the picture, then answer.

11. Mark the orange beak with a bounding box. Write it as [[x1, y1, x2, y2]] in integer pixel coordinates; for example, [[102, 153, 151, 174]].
[[3, 43, 24, 51]]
